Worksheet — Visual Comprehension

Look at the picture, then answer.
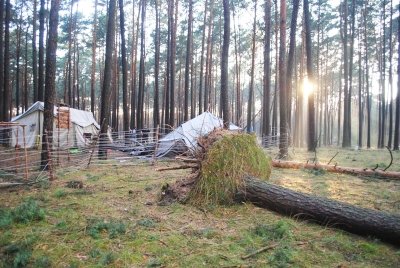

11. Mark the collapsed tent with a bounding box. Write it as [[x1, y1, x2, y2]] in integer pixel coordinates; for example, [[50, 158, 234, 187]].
[[10, 101, 100, 148], [155, 112, 241, 157]]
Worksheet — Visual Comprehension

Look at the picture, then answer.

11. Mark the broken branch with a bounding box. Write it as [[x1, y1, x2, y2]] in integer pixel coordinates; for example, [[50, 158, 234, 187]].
[[383, 146, 393, 172], [241, 243, 279, 260], [156, 165, 198, 172]]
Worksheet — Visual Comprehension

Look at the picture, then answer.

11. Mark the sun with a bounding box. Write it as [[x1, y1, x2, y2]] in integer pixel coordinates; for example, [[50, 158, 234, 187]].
[[302, 77, 315, 97]]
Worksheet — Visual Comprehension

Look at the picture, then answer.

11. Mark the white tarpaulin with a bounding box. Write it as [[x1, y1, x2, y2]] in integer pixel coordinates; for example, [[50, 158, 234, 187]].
[[155, 112, 241, 157], [11, 101, 100, 148]]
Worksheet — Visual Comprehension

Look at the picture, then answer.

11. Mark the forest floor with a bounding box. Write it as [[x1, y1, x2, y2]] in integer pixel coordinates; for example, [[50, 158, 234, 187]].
[[0, 147, 400, 267]]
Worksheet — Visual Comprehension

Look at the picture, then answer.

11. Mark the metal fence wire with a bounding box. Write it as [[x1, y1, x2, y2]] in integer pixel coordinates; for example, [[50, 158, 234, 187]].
[[0, 124, 287, 184]]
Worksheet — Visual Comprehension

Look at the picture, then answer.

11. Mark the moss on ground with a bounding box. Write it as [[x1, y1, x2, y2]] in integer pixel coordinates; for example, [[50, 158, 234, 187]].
[[189, 132, 272, 206]]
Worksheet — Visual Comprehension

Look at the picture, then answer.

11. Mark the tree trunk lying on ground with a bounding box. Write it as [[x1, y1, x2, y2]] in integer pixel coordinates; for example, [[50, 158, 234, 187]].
[[237, 176, 400, 246], [272, 160, 400, 180], [159, 130, 400, 246]]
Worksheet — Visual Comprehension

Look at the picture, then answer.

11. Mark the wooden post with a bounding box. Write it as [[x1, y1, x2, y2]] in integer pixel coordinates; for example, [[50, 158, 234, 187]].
[[15, 126, 19, 174], [44, 130, 54, 181], [152, 125, 160, 165], [57, 106, 60, 165], [22, 125, 29, 180]]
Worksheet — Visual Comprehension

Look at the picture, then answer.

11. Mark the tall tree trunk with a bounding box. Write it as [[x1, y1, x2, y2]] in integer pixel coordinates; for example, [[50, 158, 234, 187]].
[[278, 0, 287, 158], [165, 0, 172, 126], [363, 3, 371, 148], [232, 6, 241, 125], [304, 0, 316, 152], [358, 28, 363, 148], [90, 0, 98, 117], [130, 0, 140, 129], [98, 0, 117, 159], [393, 3, 400, 151], [0, 0, 4, 122], [272, 0, 278, 140], [340, 0, 350, 148], [190, 47, 197, 118], [379, 0, 386, 148], [247, 0, 257, 133], [38, 0, 45, 102], [169, 0, 178, 126], [32, 0, 38, 102], [286, 0, 300, 146], [137, 0, 146, 129], [184, 0, 193, 122], [262, 0, 271, 143], [198, 0, 209, 115], [24, 28, 28, 111], [387, 0, 393, 148], [119, 0, 129, 136], [346, 0, 355, 147], [221, 0, 230, 128], [40, 0, 60, 169], [3, 0, 10, 121], [153, 0, 160, 127], [15, 18, 22, 115], [204, 0, 214, 113]]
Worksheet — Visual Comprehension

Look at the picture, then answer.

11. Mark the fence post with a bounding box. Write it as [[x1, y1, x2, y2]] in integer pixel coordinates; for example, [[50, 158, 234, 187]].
[[15, 127, 19, 175], [22, 125, 29, 180], [45, 130, 55, 181]]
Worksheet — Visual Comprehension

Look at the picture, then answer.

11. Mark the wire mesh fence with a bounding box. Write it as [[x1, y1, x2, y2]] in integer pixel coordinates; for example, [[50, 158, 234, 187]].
[[0, 125, 186, 184], [0, 123, 289, 185]]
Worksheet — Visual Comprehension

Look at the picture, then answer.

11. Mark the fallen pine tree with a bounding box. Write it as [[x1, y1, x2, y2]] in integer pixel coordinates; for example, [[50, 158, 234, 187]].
[[271, 160, 400, 180], [159, 129, 400, 246], [238, 176, 400, 245]]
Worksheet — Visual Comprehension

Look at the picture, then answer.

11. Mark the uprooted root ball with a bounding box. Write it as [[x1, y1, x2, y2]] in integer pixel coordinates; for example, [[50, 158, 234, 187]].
[[188, 129, 272, 206]]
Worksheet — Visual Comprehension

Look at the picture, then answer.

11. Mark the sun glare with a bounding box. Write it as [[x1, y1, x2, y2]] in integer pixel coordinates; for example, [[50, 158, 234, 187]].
[[302, 78, 315, 97]]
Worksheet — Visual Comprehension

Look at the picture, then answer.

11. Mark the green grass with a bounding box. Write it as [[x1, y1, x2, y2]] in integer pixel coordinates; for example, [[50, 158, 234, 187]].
[[0, 198, 45, 229], [0, 150, 399, 267]]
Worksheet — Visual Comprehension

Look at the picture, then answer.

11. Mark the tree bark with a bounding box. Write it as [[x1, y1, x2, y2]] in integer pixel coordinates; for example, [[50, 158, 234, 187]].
[[32, 0, 38, 103], [278, 0, 287, 158], [387, 0, 393, 149], [130, 0, 140, 129], [184, 0, 193, 122], [340, 0, 351, 148], [3, 0, 10, 121], [262, 0, 271, 142], [37, 0, 45, 102], [286, 0, 300, 136], [98, 0, 117, 159], [221, 0, 230, 129], [90, 0, 98, 117], [153, 0, 160, 128], [40, 0, 60, 169], [363, 2, 371, 148], [246, 0, 257, 133], [0, 0, 4, 122], [119, 0, 129, 136], [304, 0, 316, 151], [394, 3, 400, 151], [238, 176, 400, 246], [137, 0, 146, 129], [14, 11, 22, 116], [204, 0, 214, 113]]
